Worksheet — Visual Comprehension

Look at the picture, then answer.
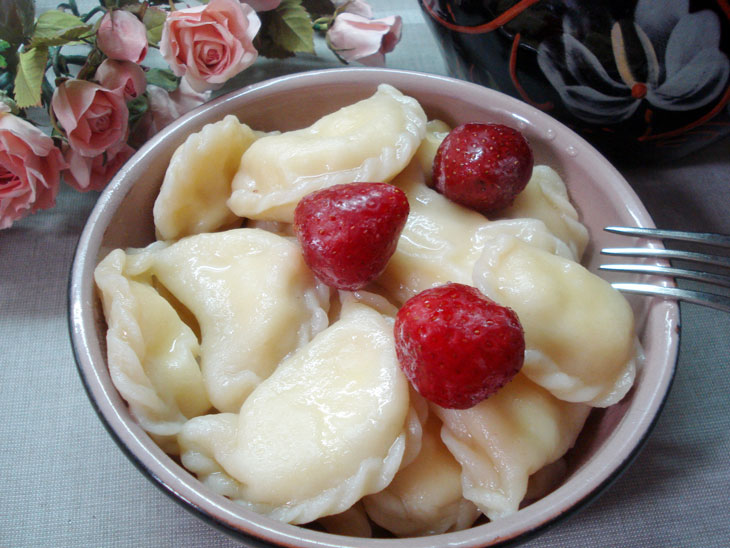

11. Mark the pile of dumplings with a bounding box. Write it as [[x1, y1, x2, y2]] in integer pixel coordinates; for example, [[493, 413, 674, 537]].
[[94, 84, 641, 538]]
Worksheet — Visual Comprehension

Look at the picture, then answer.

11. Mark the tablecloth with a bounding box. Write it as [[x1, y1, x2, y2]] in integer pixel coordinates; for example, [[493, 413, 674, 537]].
[[2, 1, 729, 547]]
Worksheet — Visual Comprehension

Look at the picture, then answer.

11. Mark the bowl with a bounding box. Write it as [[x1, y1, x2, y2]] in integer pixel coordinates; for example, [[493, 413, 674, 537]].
[[418, 0, 730, 163], [69, 67, 680, 547]]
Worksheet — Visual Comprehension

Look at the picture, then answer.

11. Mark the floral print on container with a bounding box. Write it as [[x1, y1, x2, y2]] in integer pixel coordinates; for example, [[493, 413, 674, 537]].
[[419, 0, 730, 161]]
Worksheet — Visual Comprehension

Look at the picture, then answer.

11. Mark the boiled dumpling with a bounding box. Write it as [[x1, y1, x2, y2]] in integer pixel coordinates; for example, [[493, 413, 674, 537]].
[[498, 165, 589, 260], [94, 249, 211, 453], [414, 119, 451, 184], [473, 234, 638, 407], [318, 503, 373, 538], [379, 162, 573, 305], [227, 84, 427, 222], [378, 161, 494, 304], [178, 302, 410, 524], [363, 411, 481, 537], [412, 121, 587, 260], [153, 115, 258, 240], [124, 228, 330, 413], [434, 374, 591, 520], [476, 218, 574, 260]]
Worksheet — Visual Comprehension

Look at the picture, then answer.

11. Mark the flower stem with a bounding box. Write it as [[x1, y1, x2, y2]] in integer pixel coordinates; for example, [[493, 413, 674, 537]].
[[81, 6, 106, 22]]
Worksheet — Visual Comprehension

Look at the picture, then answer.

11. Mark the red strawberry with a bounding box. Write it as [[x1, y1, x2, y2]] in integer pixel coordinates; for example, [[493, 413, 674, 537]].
[[293, 182, 409, 290], [432, 123, 533, 214], [394, 283, 525, 409]]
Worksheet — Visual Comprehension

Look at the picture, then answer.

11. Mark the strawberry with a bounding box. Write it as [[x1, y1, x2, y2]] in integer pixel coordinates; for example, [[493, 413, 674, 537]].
[[394, 283, 525, 409], [293, 182, 409, 290], [432, 123, 533, 214]]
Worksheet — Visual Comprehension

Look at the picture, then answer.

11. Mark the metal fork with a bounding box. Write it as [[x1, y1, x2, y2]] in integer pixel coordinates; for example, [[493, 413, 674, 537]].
[[599, 226, 730, 313]]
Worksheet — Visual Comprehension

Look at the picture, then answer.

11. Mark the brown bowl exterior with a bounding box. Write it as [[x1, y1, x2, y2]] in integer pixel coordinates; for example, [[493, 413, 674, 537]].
[[69, 68, 679, 548]]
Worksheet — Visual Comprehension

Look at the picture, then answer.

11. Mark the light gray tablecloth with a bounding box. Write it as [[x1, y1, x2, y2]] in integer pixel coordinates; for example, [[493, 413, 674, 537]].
[[2, 1, 729, 547]]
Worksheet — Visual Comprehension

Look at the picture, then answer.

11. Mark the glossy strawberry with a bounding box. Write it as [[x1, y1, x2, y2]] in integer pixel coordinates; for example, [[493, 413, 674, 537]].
[[432, 123, 533, 214], [394, 283, 525, 409], [293, 182, 409, 290]]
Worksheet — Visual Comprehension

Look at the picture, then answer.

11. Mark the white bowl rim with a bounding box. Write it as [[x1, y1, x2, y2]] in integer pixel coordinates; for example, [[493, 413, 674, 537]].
[[68, 66, 680, 548]]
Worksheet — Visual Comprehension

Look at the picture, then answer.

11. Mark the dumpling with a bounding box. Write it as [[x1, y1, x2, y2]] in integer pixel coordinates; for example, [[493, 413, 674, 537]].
[[318, 503, 373, 538], [399, 388, 430, 470], [414, 119, 451, 184], [124, 228, 330, 413], [377, 161, 493, 304], [94, 249, 211, 453], [434, 374, 591, 520], [379, 162, 573, 305], [498, 165, 589, 260], [363, 411, 481, 537], [153, 115, 258, 240], [178, 302, 410, 524], [476, 218, 575, 260], [473, 234, 638, 407], [227, 84, 427, 222]]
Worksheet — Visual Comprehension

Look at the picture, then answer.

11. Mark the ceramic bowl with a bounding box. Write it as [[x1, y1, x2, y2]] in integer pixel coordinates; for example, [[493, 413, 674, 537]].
[[418, 0, 730, 163], [69, 67, 680, 547]]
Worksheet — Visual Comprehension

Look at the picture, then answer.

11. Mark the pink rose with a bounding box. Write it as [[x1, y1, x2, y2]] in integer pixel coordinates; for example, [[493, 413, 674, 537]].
[[51, 79, 129, 158], [130, 79, 211, 146], [95, 59, 147, 101], [96, 10, 148, 64], [0, 113, 66, 229], [63, 141, 135, 192], [327, 13, 402, 66], [243, 0, 281, 11], [334, 0, 373, 18], [160, 0, 261, 92]]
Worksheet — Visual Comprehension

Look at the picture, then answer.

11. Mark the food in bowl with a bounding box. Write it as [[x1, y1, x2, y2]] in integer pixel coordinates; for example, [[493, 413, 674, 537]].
[[92, 83, 642, 538]]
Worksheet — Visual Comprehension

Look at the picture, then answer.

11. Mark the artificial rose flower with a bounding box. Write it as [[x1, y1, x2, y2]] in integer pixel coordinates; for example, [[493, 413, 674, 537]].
[[96, 10, 148, 64], [0, 113, 66, 229], [160, 0, 261, 92], [51, 79, 129, 158], [334, 0, 373, 18], [327, 13, 402, 66], [63, 140, 135, 192], [95, 59, 147, 101], [243, 0, 281, 11], [130, 79, 211, 145]]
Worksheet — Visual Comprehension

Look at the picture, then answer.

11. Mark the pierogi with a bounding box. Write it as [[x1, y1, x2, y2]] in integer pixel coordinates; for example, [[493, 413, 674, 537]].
[[178, 302, 409, 524], [95, 85, 641, 538], [153, 115, 256, 240], [227, 83, 427, 222], [121, 228, 330, 413]]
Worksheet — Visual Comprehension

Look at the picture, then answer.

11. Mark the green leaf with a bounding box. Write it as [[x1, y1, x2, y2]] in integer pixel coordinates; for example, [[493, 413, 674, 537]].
[[266, 0, 315, 56], [146, 68, 179, 91], [30, 11, 93, 48], [0, 0, 35, 49], [0, 41, 8, 69], [127, 94, 148, 125], [14, 46, 49, 108], [143, 7, 167, 47]]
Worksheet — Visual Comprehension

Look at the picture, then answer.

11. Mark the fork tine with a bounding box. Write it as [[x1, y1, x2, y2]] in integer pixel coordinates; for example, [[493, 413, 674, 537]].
[[601, 247, 730, 268], [611, 283, 730, 313], [604, 226, 730, 248], [599, 263, 730, 288], [603, 226, 730, 312]]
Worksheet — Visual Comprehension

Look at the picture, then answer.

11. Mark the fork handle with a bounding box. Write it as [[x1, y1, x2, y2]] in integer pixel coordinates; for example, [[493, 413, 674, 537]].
[[612, 283, 730, 313], [605, 226, 730, 248]]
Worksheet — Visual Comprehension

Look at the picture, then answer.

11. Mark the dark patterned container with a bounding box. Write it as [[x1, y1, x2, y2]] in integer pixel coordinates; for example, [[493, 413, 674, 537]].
[[419, 0, 730, 162]]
